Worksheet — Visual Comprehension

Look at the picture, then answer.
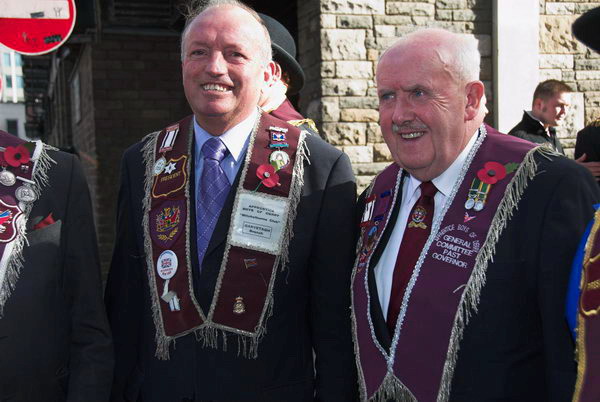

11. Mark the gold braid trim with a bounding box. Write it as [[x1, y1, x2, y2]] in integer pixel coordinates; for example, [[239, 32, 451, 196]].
[[288, 118, 319, 133], [573, 209, 600, 401]]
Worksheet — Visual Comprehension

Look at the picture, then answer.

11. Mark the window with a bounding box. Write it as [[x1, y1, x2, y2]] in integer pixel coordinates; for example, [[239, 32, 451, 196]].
[[5, 76, 12, 89], [16, 76, 24, 89], [14, 54, 22, 67], [6, 119, 18, 137], [2, 53, 9, 67]]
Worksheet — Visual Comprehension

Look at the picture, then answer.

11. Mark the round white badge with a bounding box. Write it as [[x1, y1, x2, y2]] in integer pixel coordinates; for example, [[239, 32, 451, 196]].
[[157, 250, 178, 280], [269, 150, 290, 171], [153, 157, 167, 176]]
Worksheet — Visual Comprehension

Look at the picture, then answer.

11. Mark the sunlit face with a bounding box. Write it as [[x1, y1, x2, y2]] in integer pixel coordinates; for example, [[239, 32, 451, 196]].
[[536, 91, 571, 128], [182, 6, 272, 134], [376, 44, 473, 181]]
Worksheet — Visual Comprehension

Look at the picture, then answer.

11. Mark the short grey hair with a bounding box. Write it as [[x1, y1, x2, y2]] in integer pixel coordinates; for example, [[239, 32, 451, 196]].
[[180, 0, 272, 64], [381, 28, 481, 83]]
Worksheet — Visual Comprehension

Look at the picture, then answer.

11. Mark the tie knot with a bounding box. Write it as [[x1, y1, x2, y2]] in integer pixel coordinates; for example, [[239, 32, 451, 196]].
[[420, 181, 437, 199], [202, 137, 228, 162]]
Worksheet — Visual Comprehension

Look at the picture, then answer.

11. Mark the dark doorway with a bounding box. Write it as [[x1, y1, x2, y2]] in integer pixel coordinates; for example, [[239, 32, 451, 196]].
[[246, 0, 300, 107]]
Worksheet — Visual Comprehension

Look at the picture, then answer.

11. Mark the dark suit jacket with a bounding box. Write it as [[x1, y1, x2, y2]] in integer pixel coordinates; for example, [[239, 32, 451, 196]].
[[105, 120, 358, 402], [0, 149, 113, 402], [359, 153, 599, 401], [575, 124, 600, 162], [509, 111, 565, 155]]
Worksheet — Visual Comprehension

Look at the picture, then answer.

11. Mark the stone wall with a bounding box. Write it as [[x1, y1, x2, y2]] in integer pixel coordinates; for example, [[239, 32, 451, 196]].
[[540, 1, 600, 157], [300, 0, 494, 192], [298, 0, 600, 189]]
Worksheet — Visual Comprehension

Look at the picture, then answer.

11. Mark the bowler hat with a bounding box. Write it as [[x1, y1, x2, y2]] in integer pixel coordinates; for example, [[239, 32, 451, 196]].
[[259, 13, 305, 95], [573, 6, 600, 53]]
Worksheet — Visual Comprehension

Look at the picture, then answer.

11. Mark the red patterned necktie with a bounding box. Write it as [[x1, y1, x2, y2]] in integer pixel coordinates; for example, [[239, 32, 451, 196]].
[[387, 181, 437, 334]]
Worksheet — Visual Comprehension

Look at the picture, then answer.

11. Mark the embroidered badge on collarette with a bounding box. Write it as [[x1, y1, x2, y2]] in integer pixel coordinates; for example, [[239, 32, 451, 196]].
[[244, 258, 258, 269], [268, 126, 289, 149], [0, 199, 22, 243], [151, 155, 188, 199], [233, 296, 246, 314], [408, 205, 428, 229], [581, 251, 600, 317], [150, 199, 186, 248]]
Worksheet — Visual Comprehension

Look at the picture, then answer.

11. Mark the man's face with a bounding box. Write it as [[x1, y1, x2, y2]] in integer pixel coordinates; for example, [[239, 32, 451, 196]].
[[182, 6, 272, 134], [536, 91, 571, 128], [377, 44, 471, 181]]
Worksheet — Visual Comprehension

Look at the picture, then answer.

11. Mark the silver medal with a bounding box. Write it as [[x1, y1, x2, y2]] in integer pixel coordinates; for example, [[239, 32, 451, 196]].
[[0, 170, 16, 187], [153, 157, 167, 176], [474, 200, 484, 212], [464, 198, 475, 210], [15, 185, 37, 203]]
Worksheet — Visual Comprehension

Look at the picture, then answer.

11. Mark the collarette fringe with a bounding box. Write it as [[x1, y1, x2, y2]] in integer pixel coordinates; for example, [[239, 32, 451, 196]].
[[140, 131, 174, 359], [436, 145, 549, 401], [280, 130, 309, 270], [206, 128, 310, 359], [369, 372, 417, 402], [0, 143, 56, 316], [143, 118, 311, 360]]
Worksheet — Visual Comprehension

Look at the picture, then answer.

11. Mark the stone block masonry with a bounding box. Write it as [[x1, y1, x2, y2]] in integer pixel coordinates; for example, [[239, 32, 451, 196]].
[[540, 2, 600, 157], [300, 0, 495, 192], [297, 0, 600, 192]]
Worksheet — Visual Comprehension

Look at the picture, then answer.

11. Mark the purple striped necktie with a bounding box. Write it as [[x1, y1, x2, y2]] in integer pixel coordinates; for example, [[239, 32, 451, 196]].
[[196, 137, 231, 271]]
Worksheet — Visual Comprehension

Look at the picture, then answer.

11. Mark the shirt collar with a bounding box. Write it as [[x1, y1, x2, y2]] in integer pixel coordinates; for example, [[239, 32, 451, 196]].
[[406, 128, 479, 198], [525, 110, 546, 128], [194, 108, 259, 162]]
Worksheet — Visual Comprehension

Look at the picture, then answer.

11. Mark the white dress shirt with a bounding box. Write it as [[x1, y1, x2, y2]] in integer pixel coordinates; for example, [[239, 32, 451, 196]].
[[193, 109, 259, 190], [374, 131, 479, 318]]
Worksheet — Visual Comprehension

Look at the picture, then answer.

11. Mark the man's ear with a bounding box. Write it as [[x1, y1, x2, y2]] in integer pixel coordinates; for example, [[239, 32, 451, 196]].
[[263, 61, 281, 88], [464, 81, 485, 121], [532, 97, 543, 113]]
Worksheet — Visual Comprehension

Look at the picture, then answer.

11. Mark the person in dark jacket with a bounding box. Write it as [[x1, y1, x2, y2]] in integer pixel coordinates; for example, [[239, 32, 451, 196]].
[[105, 1, 358, 401], [574, 119, 600, 181], [0, 130, 113, 401], [508, 79, 572, 154], [258, 13, 319, 134]]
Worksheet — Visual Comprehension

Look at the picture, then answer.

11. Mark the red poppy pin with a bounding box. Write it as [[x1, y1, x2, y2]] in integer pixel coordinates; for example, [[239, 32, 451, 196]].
[[255, 163, 280, 190], [466, 161, 520, 212], [477, 161, 518, 185], [3, 145, 31, 167]]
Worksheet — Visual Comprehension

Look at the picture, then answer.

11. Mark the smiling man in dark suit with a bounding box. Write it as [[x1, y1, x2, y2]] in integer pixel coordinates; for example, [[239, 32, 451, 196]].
[[351, 28, 600, 401], [0, 129, 113, 401], [105, 1, 357, 401]]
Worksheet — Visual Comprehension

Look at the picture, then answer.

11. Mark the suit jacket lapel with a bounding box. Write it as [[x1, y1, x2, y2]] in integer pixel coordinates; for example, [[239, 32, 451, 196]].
[[191, 150, 244, 312], [366, 171, 406, 352]]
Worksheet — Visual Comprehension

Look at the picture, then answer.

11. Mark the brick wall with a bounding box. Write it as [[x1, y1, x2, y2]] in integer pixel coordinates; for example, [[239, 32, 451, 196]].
[[91, 33, 191, 276], [72, 46, 98, 216], [299, 0, 494, 192]]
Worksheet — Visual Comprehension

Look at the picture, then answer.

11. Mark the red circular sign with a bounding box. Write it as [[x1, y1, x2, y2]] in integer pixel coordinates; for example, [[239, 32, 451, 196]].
[[0, 0, 76, 55]]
